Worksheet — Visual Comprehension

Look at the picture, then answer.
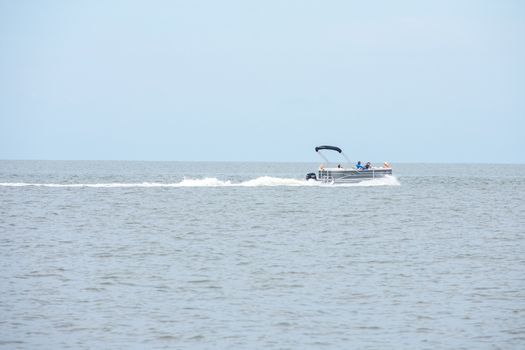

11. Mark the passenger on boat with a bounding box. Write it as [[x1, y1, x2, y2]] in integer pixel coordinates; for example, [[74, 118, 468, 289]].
[[365, 162, 371, 170], [337, 164, 342, 169], [356, 161, 364, 170]]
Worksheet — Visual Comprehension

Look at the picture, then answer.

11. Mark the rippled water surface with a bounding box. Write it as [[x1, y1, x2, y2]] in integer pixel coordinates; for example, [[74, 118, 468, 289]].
[[1, 161, 524, 349]]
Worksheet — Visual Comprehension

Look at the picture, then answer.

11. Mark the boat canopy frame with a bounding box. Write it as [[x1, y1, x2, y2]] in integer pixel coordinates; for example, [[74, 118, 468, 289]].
[[315, 145, 342, 153], [315, 145, 351, 165]]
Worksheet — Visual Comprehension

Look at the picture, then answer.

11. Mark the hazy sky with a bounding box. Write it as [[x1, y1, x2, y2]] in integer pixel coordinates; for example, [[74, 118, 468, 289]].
[[1, 0, 524, 163]]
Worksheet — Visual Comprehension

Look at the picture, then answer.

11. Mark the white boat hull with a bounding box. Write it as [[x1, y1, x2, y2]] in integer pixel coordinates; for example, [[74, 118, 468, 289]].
[[308, 168, 393, 183]]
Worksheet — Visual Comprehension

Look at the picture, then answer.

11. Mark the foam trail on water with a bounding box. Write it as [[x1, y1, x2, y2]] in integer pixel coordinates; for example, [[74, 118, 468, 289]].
[[177, 178, 233, 187], [240, 176, 311, 187], [0, 176, 400, 188]]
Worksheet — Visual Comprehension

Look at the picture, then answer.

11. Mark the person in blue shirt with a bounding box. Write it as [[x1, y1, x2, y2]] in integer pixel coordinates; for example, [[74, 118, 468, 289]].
[[356, 161, 364, 170]]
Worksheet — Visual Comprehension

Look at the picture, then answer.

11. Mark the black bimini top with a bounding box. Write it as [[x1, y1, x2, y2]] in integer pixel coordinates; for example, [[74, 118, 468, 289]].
[[315, 145, 342, 153]]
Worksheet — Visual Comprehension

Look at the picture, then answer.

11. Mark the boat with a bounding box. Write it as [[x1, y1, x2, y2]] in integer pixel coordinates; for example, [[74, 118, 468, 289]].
[[306, 145, 392, 183]]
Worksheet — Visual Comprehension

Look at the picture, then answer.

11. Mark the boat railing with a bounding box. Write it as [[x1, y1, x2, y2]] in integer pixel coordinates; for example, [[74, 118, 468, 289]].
[[318, 170, 333, 183]]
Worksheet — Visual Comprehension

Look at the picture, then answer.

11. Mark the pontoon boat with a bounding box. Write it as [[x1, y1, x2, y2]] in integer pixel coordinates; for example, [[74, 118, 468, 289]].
[[306, 145, 392, 183]]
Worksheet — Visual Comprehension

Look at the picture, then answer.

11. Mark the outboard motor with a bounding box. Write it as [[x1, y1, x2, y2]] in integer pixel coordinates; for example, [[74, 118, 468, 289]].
[[306, 172, 317, 181]]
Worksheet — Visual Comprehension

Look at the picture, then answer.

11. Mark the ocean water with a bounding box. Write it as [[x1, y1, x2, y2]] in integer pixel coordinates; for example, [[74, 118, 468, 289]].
[[0, 160, 524, 349]]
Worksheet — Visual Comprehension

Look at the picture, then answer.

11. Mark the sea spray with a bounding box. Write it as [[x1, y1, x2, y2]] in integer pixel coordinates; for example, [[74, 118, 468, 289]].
[[0, 176, 400, 188]]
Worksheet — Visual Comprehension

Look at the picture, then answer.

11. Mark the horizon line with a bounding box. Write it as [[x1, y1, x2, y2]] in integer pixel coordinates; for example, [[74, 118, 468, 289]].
[[1, 158, 524, 165]]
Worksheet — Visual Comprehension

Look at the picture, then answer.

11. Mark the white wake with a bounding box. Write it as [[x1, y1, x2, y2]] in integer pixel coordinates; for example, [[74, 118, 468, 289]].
[[0, 175, 400, 188]]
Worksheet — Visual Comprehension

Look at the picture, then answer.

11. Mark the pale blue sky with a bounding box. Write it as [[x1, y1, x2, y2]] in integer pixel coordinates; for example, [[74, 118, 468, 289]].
[[1, 0, 524, 163]]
